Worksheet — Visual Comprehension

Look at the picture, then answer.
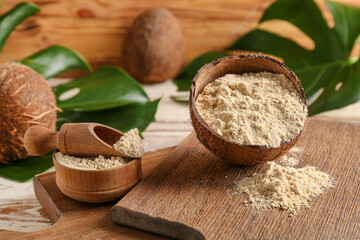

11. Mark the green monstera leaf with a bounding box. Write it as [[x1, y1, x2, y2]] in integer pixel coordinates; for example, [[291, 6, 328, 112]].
[[57, 99, 160, 132], [19, 45, 92, 79], [173, 0, 360, 116], [53, 66, 149, 111], [0, 2, 40, 52], [228, 0, 360, 115], [0, 153, 53, 182]]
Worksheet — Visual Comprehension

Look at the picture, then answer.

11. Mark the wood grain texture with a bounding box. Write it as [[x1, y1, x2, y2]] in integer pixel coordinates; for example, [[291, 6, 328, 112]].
[[1, 0, 359, 77], [0, 147, 174, 239], [0, 199, 52, 232], [24, 125, 58, 156], [53, 152, 142, 203], [112, 118, 360, 240]]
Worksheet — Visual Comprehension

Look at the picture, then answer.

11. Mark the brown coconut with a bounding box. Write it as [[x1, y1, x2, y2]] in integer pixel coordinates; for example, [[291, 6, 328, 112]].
[[122, 8, 184, 84], [190, 54, 308, 165], [0, 63, 57, 164]]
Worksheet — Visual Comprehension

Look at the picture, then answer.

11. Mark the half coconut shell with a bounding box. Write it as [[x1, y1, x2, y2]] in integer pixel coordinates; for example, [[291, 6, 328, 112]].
[[189, 54, 308, 165]]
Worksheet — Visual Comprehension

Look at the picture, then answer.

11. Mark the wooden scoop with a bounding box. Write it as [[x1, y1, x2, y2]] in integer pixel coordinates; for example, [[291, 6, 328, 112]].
[[24, 123, 133, 158]]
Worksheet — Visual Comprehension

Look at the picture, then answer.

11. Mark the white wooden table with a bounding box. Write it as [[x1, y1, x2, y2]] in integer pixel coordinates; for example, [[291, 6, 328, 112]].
[[0, 80, 359, 232]]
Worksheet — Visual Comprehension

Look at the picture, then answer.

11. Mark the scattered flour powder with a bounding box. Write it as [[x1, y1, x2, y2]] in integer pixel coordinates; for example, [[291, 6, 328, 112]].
[[235, 162, 334, 215], [195, 72, 307, 147], [113, 128, 144, 158], [277, 147, 302, 167], [55, 152, 128, 170]]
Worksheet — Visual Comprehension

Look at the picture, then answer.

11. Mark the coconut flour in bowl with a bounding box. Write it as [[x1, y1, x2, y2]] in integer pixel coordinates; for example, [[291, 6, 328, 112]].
[[195, 72, 307, 147], [55, 152, 129, 170]]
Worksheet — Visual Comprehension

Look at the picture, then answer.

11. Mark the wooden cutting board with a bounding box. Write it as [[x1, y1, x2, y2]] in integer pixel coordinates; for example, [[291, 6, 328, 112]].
[[0, 148, 174, 239], [111, 118, 360, 240]]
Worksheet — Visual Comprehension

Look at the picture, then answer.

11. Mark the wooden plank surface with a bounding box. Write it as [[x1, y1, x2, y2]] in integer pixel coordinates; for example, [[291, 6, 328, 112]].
[[0, 0, 359, 77], [0, 147, 174, 239], [0, 199, 52, 232], [112, 118, 360, 240]]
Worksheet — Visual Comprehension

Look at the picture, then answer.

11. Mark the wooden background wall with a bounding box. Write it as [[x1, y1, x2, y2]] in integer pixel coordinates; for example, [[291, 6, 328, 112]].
[[0, 0, 359, 77]]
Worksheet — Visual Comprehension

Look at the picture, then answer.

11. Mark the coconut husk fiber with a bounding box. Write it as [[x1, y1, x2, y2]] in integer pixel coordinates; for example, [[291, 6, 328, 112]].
[[0, 63, 57, 164]]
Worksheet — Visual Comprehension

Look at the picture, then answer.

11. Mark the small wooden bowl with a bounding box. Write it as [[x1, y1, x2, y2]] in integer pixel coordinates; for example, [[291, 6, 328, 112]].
[[190, 54, 308, 165], [53, 151, 142, 203]]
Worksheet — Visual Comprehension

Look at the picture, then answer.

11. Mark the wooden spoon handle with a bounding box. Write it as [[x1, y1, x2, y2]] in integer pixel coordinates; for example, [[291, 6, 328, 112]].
[[24, 125, 59, 156]]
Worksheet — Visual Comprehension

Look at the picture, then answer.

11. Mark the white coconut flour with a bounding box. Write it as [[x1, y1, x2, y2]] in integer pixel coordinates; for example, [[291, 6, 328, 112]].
[[236, 162, 334, 215], [113, 128, 144, 158], [195, 72, 307, 147], [55, 152, 128, 170]]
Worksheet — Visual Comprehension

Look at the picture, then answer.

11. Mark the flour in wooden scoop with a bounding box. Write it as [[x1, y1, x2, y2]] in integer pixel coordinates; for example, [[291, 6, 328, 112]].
[[56, 128, 144, 169], [195, 72, 307, 147], [113, 128, 144, 158]]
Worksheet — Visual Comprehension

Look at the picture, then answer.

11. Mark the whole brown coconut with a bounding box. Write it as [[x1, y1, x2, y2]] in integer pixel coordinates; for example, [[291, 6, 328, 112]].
[[122, 8, 184, 84], [0, 63, 57, 164], [190, 54, 308, 165]]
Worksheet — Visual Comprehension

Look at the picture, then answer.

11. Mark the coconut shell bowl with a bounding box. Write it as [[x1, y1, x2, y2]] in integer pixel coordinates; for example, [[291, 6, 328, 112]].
[[24, 123, 142, 203], [189, 54, 308, 166]]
